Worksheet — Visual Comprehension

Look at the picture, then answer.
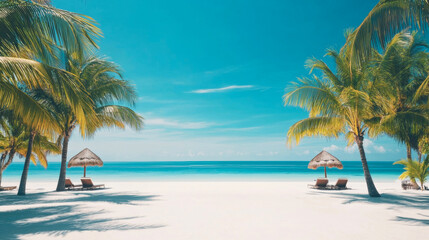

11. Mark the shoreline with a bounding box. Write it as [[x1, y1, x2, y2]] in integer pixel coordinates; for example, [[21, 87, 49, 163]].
[[0, 175, 404, 184]]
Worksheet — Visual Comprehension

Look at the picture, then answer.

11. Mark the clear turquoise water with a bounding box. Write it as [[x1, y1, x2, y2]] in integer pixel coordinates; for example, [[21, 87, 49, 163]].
[[2, 161, 404, 182]]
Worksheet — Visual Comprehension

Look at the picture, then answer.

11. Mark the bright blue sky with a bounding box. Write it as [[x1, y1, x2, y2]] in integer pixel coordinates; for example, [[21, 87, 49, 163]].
[[49, 0, 408, 162]]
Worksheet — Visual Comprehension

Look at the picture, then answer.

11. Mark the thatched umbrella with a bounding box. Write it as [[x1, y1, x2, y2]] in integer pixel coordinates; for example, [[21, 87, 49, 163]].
[[68, 148, 103, 177], [308, 150, 343, 178]]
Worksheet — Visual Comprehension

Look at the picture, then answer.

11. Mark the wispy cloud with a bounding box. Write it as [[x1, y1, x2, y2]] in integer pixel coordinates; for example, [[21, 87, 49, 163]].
[[145, 118, 212, 129], [190, 85, 254, 94], [373, 145, 386, 153]]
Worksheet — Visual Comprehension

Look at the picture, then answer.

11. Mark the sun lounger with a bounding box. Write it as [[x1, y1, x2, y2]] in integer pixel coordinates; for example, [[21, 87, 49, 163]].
[[65, 178, 82, 190], [0, 186, 16, 191], [332, 178, 348, 190], [401, 180, 421, 190], [81, 178, 105, 190], [308, 178, 329, 189]]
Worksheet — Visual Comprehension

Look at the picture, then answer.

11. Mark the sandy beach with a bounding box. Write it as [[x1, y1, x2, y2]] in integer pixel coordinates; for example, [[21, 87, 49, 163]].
[[0, 180, 428, 239]]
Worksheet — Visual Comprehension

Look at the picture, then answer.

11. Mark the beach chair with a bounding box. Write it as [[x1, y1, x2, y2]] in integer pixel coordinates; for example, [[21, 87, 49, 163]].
[[65, 178, 82, 190], [81, 178, 105, 190], [0, 186, 16, 191], [333, 178, 348, 190], [308, 178, 329, 189], [401, 180, 420, 190]]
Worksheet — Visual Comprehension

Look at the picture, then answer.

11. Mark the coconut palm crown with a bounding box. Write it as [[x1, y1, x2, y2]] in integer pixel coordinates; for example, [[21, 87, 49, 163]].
[[370, 31, 429, 160]]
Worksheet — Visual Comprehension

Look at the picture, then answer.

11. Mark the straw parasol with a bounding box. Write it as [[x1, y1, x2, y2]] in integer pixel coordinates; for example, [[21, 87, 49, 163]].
[[308, 150, 343, 178], [68, 148, 103, 177]]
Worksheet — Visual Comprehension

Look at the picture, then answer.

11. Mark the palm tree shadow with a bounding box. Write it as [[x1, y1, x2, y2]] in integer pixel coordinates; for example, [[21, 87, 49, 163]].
[[395, 214, 429, 226], [308, 190, 429, 226], [0, 191, 164, 239], [308, 191, 429, 209]]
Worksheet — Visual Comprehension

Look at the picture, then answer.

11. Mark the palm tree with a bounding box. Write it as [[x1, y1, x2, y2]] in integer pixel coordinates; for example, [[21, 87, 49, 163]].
[[284, 34, 382, 197], [31, 54, 143, 191], [0, 109, 59, 190], [11, 87, 63, 195], [349, 0, 429, 65], [394, 156, 429, 190], [370, 32, 429, 160]]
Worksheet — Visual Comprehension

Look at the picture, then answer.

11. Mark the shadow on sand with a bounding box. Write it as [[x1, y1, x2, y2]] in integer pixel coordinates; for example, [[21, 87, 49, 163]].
[[0, 190, 163, 239], [308, 190, 429, 226]]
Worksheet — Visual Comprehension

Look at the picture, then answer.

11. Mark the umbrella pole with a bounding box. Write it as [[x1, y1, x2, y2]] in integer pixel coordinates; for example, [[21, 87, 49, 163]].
[[84, 165, 86, 177], [324, 166, 327, 178]]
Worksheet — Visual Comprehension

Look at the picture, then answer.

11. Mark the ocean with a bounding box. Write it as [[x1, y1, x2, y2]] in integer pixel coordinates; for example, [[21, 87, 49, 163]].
[[2, 161, 404, 183]]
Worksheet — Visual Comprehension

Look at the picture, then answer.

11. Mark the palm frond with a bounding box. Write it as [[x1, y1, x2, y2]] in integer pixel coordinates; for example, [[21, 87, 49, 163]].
[[284, 77, 341, 117], [287, 116, 345, 145], [349, 0, 429, 65], [0, 0, 102, 62]]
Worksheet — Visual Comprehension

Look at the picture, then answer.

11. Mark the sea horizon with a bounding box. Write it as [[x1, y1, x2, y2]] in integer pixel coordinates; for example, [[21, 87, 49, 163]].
[[2, 161, 404, 183]]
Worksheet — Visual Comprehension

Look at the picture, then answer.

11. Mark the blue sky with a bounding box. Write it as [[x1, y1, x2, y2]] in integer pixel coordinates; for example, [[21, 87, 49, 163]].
[[48, 0, 408, 162]]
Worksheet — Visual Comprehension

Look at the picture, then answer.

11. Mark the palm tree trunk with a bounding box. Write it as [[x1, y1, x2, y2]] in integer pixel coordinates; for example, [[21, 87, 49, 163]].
[[56, 131, 71, 191], [406, 144, 412, 160], [405, 144, 419, 186], [418, 151, 422, 163], [18, 132, 36, 196], [3, 150, 16, 172], [0, 150, 15, 187], [0, 152, 7, 164], [0, 152, 8, 186], [356, 136, 380, 197]]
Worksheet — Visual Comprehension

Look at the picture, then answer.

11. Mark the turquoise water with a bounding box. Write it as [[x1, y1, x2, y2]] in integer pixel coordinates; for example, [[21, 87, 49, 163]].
[[2, 161, 404, 182]]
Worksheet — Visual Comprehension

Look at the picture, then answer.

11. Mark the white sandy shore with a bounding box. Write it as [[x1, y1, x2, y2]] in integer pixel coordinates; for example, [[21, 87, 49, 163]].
[[0, 180, 429, 240]]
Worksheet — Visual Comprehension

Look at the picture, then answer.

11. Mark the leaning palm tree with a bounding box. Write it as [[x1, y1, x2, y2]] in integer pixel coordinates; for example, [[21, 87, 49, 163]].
[[394, 156, 429, 191], [371, 32, 429, 160], [32, 54, 143, 191], [15, 86, 65, 196], [284, 35, 382, 197]]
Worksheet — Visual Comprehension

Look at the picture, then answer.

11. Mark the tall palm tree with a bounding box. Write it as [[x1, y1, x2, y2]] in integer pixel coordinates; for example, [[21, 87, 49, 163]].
[[31, 54, 143, 191], [284, 35, 382, 197], [370, 32, 429, 160]]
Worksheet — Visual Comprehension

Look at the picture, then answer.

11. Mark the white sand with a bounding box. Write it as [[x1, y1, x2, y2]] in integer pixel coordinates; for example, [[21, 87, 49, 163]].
[[1, 180, 429, 239]]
